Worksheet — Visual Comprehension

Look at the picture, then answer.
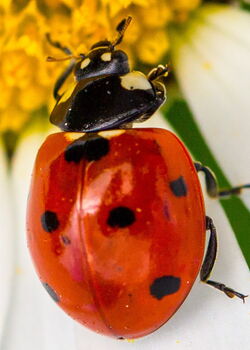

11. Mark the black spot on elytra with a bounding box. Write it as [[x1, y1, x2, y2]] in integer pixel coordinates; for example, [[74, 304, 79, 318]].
[[42, 282, 60, 303], [170, 176, 187, 197], [118, 337, 125, 340], [150, 275, 181, 300], [107, 206, 135, 228], [65, 135, 109, 163], [41, 211, 59, 233]]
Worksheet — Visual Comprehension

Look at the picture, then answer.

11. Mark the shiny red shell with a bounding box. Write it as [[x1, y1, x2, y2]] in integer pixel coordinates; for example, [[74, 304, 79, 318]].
[[27, 128, 205, 339]]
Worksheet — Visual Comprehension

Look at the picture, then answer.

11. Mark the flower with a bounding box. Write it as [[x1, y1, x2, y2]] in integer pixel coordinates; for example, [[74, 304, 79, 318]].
[[1, 1, 250, 349]]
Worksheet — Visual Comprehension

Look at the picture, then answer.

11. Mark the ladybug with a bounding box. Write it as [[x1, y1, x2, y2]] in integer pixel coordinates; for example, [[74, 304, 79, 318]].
[[27, 17, 247, 339]]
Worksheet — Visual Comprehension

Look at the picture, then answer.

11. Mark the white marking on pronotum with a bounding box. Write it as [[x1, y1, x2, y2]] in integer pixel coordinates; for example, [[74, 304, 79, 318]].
[[65, 133, 86, 141], [120, 71, 152, 91], [80, 58, 91, 69], [101, 52, 112, 62], [98, 130, 125, 138]]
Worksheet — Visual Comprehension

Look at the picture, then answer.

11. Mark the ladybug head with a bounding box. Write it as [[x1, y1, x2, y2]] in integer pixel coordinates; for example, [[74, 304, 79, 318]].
[[74, 44, 129, 82], [49, 16, 167, 133], [74, 17, 131, 81]]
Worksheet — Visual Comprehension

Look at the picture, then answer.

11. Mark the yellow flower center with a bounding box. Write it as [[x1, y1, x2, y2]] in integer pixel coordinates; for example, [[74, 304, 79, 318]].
[[0, 0, 201, 132]]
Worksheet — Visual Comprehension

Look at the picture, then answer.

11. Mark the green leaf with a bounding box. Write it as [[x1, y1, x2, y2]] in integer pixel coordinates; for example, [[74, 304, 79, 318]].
[[163, 98, 250, 269]]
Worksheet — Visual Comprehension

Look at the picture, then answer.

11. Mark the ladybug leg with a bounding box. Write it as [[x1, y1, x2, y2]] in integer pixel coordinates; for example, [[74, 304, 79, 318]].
[[46, 33, 75, 100], [148, 64, 169, 81], [52, 61, 75, 100], [194, 162, 250, 198], [46, 33, 85, 100], [200, 216, 248, 302], [46, 33, 72, 55]]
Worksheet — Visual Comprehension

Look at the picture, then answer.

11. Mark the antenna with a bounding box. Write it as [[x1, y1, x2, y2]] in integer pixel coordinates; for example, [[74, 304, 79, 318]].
[[112, 16, 132, 48]]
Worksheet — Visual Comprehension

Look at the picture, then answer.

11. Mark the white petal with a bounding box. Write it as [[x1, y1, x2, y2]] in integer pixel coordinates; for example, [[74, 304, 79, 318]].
[[2, 130, 76, 350], [0, 142, 14, 345], [171, 4, 250, 208]]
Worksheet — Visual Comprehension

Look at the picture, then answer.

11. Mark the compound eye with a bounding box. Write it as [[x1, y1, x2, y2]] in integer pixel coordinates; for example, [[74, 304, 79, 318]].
[[112, 50, 128, 63]]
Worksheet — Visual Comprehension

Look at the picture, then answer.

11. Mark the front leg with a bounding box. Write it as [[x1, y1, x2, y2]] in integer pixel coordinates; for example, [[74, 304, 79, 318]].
[[46, 33, 83, 100], [147, 64, 169, 81]]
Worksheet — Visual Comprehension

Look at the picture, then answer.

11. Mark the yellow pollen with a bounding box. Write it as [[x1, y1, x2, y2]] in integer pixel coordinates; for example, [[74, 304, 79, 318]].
[[203, 61, 213, 70]]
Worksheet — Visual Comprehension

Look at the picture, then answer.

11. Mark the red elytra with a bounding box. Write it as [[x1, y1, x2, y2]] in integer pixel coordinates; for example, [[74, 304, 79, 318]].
[[26, 128, 205, 339]]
